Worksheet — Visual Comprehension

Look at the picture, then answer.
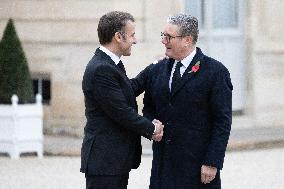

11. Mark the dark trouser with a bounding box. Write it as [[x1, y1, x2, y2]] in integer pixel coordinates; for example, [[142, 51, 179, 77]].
[[85, 173, 129, 189]]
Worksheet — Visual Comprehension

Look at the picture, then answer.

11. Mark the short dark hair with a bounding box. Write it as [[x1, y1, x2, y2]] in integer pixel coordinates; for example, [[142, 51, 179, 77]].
[[97, 11, 135, 45]]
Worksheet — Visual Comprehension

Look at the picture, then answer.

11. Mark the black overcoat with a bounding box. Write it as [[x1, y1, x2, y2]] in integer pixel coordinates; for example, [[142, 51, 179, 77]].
[[132, 48, 233, 189]]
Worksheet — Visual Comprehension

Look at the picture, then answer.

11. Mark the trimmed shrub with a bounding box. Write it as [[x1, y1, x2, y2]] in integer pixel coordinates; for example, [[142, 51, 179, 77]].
[[0, 18, 34, 104]]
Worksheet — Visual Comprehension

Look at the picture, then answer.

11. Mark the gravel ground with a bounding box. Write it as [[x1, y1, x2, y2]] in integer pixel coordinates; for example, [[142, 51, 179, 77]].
[[0, 147, 283, 189]]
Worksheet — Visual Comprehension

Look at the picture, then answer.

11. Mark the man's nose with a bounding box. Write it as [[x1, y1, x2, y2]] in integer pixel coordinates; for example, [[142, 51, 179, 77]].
[[161, 37, 167, 44], [133, 37, 138, 44]]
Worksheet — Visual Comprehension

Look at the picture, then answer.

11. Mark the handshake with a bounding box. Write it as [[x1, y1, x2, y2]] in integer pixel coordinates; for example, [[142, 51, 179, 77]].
[[152, 119, 164, 142]]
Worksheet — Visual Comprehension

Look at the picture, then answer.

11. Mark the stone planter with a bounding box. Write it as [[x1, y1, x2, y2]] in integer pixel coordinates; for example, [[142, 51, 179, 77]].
[[0, 94, 43, 159]]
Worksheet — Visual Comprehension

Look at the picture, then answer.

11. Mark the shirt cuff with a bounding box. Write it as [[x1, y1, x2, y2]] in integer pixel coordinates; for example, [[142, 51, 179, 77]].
[[152, 120, 157, 134]]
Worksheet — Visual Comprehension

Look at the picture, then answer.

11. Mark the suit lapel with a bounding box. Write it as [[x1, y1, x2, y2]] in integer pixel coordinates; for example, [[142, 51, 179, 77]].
[[171, 48, 204, 97], [95, 48, 134, 93], [95, 48, 128, 79]]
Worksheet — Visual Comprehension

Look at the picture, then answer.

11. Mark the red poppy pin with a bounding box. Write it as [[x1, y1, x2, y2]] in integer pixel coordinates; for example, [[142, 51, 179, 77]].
[[188, 61, 200, 74]]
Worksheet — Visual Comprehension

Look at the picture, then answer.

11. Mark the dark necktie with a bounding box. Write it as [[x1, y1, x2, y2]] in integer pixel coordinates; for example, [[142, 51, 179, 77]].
[[171, 61, 182, 92], [117, 60, 126, 75]]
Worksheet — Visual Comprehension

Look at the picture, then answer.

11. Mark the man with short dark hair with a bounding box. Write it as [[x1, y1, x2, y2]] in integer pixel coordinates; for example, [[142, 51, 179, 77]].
[[132, 13, 233, 189], [80, 11, 163, 189]]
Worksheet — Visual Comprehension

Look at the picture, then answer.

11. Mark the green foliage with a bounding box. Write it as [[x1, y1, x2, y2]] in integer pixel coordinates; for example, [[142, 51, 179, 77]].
[[0, 18, 34, 104]]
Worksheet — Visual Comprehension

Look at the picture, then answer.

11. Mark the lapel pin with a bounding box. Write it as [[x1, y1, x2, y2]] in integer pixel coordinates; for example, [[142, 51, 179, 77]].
[[188, 61, 200, 74]]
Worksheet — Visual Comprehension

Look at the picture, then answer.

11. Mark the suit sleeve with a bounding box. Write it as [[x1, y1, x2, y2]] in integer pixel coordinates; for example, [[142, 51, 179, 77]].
[[131, 64, 156, 121], [141, 66, 156, 121], [142, 88, 156, 122], [92, 65, 155, 140], [133, 61, 168, 122], [203, 67, 233, 170], [130, 64, 155, 97]]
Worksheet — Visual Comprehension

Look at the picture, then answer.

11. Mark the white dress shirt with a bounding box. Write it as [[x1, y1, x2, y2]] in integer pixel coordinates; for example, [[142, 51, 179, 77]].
[[99, 46, 121, 65], [169, 48, 196, 91]]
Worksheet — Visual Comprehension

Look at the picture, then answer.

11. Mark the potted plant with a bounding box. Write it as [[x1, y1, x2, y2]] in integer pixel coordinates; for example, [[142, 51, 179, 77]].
[[0, 19, 43, 159]]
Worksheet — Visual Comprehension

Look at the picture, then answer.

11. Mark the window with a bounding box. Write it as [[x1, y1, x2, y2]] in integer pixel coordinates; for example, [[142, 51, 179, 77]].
[[32, 75, 51, 105], [185, 0, 205, 28], [212, 0, 239, 28], [185, 0, 240, 30], [184, 0, 245, 111]]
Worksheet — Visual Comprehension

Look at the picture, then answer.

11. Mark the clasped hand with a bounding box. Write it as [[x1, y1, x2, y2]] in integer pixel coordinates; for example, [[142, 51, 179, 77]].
[[152, 119, 164, 142], [201, 165, 217, 184]]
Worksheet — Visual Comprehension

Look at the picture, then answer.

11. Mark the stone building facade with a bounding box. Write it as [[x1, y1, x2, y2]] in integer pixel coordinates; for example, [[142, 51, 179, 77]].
[[0, 0, 283, 136]]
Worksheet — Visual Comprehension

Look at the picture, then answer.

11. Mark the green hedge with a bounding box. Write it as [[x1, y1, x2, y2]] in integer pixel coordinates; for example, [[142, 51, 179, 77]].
[[0, 18, 34, 104]]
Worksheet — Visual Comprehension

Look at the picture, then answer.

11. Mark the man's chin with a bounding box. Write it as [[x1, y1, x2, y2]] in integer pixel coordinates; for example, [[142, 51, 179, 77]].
[[165, 52, 171, 58], [123, 52, 131, 56]]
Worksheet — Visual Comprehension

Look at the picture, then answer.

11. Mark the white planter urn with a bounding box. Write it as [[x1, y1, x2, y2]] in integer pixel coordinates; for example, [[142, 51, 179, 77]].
[[0, 94, 43, 159]]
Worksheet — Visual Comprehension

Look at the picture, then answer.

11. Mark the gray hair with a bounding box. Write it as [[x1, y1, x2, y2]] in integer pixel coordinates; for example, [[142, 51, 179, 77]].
[[167, 13, 199, 44]]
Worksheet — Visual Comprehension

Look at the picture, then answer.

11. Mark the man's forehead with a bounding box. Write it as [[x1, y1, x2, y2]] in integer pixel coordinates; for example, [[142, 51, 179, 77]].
[[124, 21, 136, 33], [125, 20, 135, 27], [164, 23, 179, 34]]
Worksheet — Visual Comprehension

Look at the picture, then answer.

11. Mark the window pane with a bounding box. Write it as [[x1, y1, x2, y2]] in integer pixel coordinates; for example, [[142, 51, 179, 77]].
[[213, 0, 238, 28], [32, 78, 51, 105], [32, 80, 39, 95], [42, 79, 51, 104], [184, 0, 205, 28]]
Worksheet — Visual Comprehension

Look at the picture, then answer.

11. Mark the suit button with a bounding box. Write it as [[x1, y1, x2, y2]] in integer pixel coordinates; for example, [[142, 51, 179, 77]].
[[165, 139, 171, 144]]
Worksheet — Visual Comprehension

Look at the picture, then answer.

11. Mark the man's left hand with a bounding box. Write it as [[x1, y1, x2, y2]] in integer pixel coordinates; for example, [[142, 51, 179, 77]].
[[201, 165, 217, 184], [152, 119, 164, 142]]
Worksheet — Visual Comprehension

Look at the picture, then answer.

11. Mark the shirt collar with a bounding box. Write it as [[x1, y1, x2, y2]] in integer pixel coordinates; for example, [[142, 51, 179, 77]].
[[99, 46, 121, 65], [176, 48, 197, 68]]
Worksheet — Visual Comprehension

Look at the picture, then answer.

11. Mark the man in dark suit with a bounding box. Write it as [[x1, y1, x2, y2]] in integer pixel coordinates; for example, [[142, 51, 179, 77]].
[[80, 11, 164, 189], [132, 13, 233, 189]]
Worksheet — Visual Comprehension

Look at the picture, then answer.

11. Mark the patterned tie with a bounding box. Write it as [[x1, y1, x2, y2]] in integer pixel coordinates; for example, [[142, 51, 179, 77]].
[[171, 61, 182, 92], [117, 60, 126, 75]]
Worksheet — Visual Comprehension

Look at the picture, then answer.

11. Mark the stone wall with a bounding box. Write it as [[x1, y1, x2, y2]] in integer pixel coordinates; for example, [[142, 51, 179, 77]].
[[0, 0, 180, 136], [249, 0, 284, 127], [1, 0, 283, 136]]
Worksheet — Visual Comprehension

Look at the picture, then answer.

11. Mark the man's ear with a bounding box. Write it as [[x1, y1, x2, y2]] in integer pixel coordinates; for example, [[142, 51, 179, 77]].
[[114, 32, 122, 42], [184, 35, 193, 46]]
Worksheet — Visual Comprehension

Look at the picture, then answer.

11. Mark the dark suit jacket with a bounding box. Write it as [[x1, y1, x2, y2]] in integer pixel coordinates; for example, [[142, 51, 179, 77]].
[[80, 48, 155, 176], [132, 47, 233, 189]]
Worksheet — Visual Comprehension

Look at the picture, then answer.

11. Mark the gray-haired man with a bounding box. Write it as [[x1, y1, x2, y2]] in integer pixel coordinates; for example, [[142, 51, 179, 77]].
[[132, 13, 233, 189]]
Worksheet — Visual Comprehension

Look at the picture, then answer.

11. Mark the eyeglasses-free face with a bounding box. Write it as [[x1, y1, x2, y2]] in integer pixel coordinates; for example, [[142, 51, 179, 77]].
[[160, 32, 183, 43]]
